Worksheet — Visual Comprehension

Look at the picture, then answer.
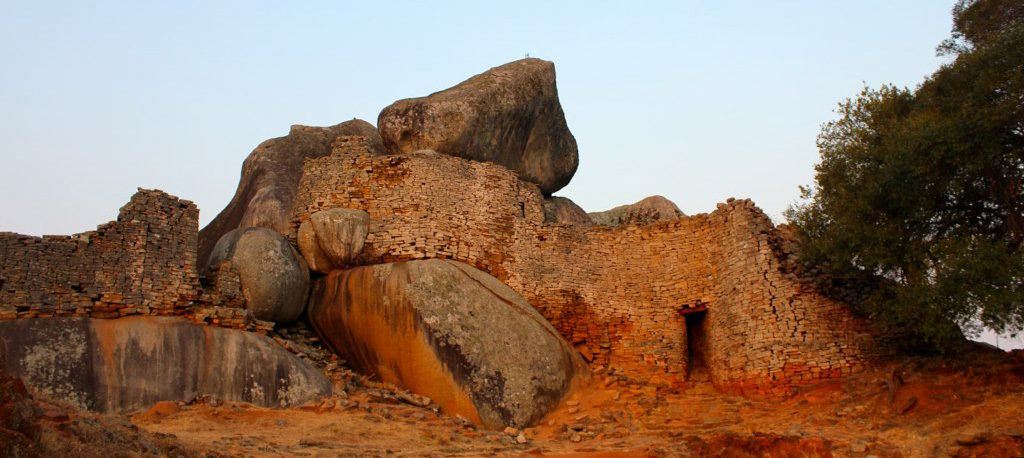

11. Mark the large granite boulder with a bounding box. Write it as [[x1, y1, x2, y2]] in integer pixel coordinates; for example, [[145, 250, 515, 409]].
[[297, 208, 370, 274], [206, 227, 309, 323], [308, 259, 586, 429], [0, 317, 332, 412], [542, 196, 592, 225], [588, 195, 684, 226], [198, 119, 386, 267], [377, 58, 579, 196]]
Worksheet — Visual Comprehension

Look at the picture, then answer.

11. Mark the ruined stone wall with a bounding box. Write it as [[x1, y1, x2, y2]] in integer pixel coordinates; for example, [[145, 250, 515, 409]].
[[701, 200, 874, 396], [290, 141, 880, 396], [0, 189, 271, 334], [1, 189, 200, 319]]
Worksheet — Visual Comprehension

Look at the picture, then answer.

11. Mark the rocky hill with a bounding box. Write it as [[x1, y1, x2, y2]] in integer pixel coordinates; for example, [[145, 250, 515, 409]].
[[1, 59, 1022, 458]]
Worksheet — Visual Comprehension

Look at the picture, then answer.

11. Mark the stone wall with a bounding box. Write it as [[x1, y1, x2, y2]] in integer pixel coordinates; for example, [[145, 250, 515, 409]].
[[289, 139, 880, 396], [0, 189, 271, 334]]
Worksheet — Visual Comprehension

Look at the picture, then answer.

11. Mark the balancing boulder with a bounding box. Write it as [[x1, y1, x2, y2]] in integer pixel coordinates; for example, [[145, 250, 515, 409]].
[[378, 58, 579, 195]]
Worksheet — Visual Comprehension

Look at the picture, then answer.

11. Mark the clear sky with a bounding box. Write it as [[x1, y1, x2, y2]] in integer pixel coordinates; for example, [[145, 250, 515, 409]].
[[3, 2, 1017, 346]]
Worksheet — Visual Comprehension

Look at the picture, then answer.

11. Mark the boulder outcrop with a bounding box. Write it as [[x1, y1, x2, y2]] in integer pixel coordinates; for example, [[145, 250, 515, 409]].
[[0, 317, 332, 412], [377, 58, 579, 195], [206, 227, 310, 324], [588, 195, 684, 226], [308, 259, 586, 429], [297, 208, 369, 274], [198, 119, 385, 267]]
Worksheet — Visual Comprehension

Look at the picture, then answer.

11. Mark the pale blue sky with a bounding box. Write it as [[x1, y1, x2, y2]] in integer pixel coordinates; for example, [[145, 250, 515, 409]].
[[1, 0, 956, 235], [2, 1, 1022, 349]]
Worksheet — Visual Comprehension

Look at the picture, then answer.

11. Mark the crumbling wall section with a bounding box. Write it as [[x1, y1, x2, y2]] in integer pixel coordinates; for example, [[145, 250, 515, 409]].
[[0, 189, 272, 334], [1, 189, 200, 319]]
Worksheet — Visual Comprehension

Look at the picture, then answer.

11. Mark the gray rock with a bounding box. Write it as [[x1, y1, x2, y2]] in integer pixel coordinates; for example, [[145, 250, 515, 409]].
[[378, 58, 578, 195], [542, 196, 592, 225], [307, 208, 369, 271], [0, 317, 331, 412], [206, 227, 309, 324], [588, 195, 684, 226], [198, 119, 386, 267], [308, 259, 587, 429]]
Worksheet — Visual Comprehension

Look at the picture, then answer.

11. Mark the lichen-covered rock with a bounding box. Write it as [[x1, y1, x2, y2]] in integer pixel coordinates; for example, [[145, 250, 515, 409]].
[[198, 119, 385, 267], [206, 227, 309, 323], [377, 58, 579, 195], [0, 317, 332, 413], [297, 208, 369, 274], [588, 195, 684, 226], [308, 259, 586, 429], [542, 196, 592, 225]]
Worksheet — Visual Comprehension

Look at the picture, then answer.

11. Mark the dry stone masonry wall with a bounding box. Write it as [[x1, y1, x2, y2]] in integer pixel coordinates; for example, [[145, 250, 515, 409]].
[[0, 189, 271, 334], [0, 137, 881, 398], [290, 139, 880, 396]]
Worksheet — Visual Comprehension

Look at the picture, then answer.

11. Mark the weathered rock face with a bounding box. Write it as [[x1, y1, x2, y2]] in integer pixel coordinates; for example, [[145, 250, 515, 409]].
[[588, 195, 684, 226], [206, 227, 309, 324], [297, 208, 369, 274], [198, 119, 385, 267], [542, 196, 592, 225], [0, 370, 42, 455], [377, 58, 579, 195], [0, 317, 331, 412], [308, 259, 586, 429]]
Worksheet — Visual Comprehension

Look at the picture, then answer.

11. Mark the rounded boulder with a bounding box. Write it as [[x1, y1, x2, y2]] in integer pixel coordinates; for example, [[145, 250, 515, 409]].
[[378, 58, 578, 195], [207, 227, 310, 323], [297, 208, 369, 273]]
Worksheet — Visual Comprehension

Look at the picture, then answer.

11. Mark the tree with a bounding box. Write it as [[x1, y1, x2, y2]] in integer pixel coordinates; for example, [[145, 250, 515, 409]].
[[786, 0, 1024, 351]]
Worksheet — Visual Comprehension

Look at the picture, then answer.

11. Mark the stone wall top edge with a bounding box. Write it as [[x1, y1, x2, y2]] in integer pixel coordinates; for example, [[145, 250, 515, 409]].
[[2, 188, 197, 241]]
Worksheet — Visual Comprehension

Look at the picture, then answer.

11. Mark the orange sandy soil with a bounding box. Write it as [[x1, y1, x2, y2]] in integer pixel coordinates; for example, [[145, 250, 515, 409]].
[[132, 349, 1024, 458]]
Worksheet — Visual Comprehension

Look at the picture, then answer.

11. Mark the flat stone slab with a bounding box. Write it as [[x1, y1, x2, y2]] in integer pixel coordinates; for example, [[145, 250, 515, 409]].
[[0, 316, 331, 412]]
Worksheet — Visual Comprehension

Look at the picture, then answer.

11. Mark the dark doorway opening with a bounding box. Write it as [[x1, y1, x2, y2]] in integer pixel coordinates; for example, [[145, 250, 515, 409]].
[[683, 310, 708, 381]]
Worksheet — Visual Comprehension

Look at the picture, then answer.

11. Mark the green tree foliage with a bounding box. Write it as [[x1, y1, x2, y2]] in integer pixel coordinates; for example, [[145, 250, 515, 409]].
[[787, 0, 1024, 350]]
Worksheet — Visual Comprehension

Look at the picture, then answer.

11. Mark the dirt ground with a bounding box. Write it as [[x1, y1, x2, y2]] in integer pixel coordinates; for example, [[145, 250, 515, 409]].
[[128, 347, 1024, 458]]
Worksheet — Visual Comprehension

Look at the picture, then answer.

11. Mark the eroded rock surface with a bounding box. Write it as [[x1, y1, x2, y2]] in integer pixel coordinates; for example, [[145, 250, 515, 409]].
[[206, 227, 309, 324], [378, 58, 579, 195], [588, 195, 684, 226], [308, 259, 586, 429], [0, 317, 331, 413], [542, 196, 592, 225], [297, 208, 369, 274], [0, 370, 42, 457], [198, 119, 385, 267]]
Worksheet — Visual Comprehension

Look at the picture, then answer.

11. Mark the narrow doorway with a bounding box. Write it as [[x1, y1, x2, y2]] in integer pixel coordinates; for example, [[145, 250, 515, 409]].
[[683, 309, 708, 382]]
